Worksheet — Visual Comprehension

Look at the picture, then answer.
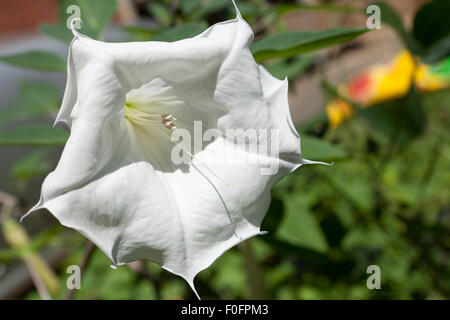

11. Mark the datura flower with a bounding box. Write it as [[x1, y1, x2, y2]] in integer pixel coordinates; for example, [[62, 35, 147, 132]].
[[23, 3, 318, 297]]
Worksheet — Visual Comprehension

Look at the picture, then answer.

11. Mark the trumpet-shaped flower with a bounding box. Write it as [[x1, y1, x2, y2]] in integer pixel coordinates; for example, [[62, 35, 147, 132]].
[[24, 4, 318, 296]]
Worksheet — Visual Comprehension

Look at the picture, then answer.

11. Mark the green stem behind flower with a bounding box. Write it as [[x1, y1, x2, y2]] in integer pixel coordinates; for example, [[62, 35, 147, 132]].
[[238, 239, 269, 299], [0, 193, 60, 299]]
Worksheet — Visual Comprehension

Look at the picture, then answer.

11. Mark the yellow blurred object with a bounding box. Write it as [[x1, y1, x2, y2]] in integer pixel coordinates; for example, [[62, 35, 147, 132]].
[[326, 50, 450, 128], [326, 99, 354, 129], [415, 63, 449, 92], [371, 51, 415, 105]]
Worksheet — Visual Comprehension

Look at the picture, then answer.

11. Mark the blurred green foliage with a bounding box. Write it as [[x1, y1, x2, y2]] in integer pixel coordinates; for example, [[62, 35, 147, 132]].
[[0, 0, 449, 300]]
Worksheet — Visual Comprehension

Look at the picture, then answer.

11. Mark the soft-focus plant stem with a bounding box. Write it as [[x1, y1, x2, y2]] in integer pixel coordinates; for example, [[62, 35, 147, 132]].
[[128, 260, 162, 300], [238, 239, 269, 299], [0, 191, 60, 299]]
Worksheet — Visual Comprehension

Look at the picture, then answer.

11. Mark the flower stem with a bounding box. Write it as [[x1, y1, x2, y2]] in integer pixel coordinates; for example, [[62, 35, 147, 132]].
[[66, 241, 95, 300], [238, 239, 269, 299]]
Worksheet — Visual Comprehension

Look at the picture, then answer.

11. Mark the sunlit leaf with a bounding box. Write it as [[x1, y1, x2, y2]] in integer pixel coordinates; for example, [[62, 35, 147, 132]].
[[301, 135, 349, 162], [275, 196, 328, 253], [121, 26, 158, 42]]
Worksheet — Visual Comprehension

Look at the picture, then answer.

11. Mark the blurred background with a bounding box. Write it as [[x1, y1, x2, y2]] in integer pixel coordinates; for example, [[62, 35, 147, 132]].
[[0, 0, 449, 300]]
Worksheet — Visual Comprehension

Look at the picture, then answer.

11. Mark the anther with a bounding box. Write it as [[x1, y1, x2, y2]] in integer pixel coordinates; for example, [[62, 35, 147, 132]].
[[161, 114, 177, 131]]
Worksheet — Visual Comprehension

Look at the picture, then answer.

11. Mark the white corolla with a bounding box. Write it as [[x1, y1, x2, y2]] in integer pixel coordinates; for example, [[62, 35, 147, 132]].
[[24, 3, 320, 297]]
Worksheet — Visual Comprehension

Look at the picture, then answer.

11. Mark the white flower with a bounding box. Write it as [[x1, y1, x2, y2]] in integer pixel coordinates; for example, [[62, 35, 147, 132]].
[[23, 3, 320, 297]]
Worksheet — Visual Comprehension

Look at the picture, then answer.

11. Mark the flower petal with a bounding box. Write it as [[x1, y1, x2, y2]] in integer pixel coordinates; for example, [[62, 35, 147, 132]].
[[26, 5, 311, 296]]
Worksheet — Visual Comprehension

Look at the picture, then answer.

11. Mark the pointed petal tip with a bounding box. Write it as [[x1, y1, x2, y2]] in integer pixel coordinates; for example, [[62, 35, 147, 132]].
[[302, 158, 333, 166], [19, 205, 41, 223], [53, 118, 70, 131], [186, 278, 201, 300], [19, 214, 28, 223], [232, 0, 242, 19], [20, 198, 44, 223], [70, 18, 83, 38]]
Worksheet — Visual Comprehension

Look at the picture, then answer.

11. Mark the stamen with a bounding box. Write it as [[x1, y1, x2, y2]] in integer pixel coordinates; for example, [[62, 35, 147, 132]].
[[161, 114, 177, 131], [125, 106, 230, 186], [124, 102, 239, 238]]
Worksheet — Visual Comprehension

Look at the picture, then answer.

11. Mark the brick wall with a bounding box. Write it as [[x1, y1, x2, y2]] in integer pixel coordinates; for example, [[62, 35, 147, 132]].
[[0, 0, 57, 35]]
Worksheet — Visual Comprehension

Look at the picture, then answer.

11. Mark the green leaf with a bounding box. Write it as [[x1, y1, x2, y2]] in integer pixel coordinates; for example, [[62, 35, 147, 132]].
[[358, 88, 425, 145], [251, 27, 368, 61], [296, 111, 329, 134], [413, 0, 450, 49], [422, 34, 450, 64], [0, 81, 60, 125], [0, 51, 66, 71], [147, 2, 172, 27], [180, 0, 203, 15], [39, 24, 74, 43], [190, 0, 232, 20], [301, 135, 349, 162], [275, 196, 328, 253], [430, 56, 450, 75], [152, 22, 208, 42], [18, 81, 60, 110], [316, 164, 375, 213], [10, 151, 51, 180], [41, 0, 118, 42], [0, 124, 69, 146], [121, 26, 158, 42], [261, 197, 284, 235], [0, 247, 20, 261], [266, 55, 315, 80], [373, 1, 420, 54], [341, 225, 390, 250], [63, 0, 117, 39]]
